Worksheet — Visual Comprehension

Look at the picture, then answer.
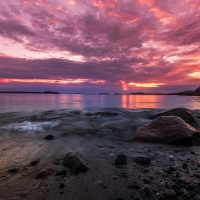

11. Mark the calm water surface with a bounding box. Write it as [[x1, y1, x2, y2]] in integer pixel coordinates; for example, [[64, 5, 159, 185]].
[[0, 94, 200, 112]]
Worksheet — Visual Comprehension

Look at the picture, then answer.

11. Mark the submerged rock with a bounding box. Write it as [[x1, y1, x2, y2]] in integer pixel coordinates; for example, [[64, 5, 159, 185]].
[[62, 152, 89, 173], [35, 167, 56, 179], [149, 107, 198, 128], [134, 116, 200, 145]]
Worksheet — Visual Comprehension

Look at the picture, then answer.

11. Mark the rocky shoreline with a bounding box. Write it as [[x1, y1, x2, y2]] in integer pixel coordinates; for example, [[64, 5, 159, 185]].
[[0, 107, 200, 200]]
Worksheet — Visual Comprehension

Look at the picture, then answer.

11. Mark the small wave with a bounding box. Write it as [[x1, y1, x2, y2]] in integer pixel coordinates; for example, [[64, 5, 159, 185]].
[[1, 120, 62, 132]]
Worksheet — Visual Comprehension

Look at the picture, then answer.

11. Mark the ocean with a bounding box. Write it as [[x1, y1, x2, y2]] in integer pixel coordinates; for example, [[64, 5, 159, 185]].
[[0, 93, 200, 112]]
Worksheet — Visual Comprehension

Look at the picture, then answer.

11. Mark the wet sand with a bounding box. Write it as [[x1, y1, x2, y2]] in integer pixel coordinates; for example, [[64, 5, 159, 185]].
[[0, 109, 200, 200]]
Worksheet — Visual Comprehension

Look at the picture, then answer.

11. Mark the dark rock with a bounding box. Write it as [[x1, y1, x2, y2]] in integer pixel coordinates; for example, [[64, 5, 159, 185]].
[[59, 183, 65, 189], [164, 182, 171, 189], [142, 186, 151, 196], [62, 152, 89, 173], [127, 184, 140, 189], [115, 153, 127, 165], [29, 159, 40, 166], [111, 176, 119, 180], [121, 172, 129, 179], [142, 168, 149, 172], [35, 167, 56, 179], [163, 189, 177, 198], [194, 173, 200, 178], [44, 135, 55, 140], [143, 178, 151, 184], [149, 107, 198, 128], [147, 175, 155, 180], [55, 170, 67, 176], [183, 162, 188, 169], [132, 155, 151, 165], [134, 116, 200, 145], [7, 167, 20, 173]]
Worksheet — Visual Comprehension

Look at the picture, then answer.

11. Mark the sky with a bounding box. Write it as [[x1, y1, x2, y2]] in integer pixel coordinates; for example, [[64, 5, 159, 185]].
[[0, 0, 200, 93]]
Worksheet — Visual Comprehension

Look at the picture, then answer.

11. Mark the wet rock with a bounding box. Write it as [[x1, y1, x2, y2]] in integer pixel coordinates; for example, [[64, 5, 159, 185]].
[[163, 189, 177, 198], [62, 152, 89, 173], [55, 170, 67, 176], [134, 116, 200, 145], [35, 167, 56, 179], [7, 167, 20, 173], [149, 107, 198, 128], [132, 155, 151, 165], [44, 135, 55, 140], [115, 153, 127, 165], [29, 159, 40, 166], [127, 184, 140, 189]]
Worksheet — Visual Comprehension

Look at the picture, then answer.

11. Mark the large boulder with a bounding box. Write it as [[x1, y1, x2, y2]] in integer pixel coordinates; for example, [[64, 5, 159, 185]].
[[149, 107, 198, 128], [62, 152, 89, 173], [134, 116, 200, 145]]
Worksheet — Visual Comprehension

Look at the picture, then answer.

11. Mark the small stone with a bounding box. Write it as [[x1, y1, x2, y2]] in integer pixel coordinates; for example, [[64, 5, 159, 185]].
[[62, 152, 89, 173], [127, 184, 140, 189], [60, 191, 65, 194], [29, 159, 40, 166], [194, 196, 200, 200], [44, 135, 55, 140], [143, 177, 151, 184], [95, 181, 103, 185], [59, 183, 65, 189], [163, 189, 177, 198], [142, 168, 149, 173], [35, 168, 56, 179], [142, 186, 151, 196], [121, 172, 129, 179], [115, 154, 127, 165], [183, 162, 188, 169], [132, 155, 151, 165], [164, 182, 171, 189], [111, 176, 119, 180], [147, 175, 155, 180], [194, 173, 200, 178], [55, 170, 67, 176], [113, 197, 124, 200], [180, 188, 187, 196]]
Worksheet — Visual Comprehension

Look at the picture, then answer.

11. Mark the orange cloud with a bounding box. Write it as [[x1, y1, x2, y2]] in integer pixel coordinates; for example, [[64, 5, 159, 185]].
[[0, 78, 105, 84]]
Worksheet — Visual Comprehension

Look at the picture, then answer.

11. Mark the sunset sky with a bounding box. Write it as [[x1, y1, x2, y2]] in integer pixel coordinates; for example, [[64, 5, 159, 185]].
[[0, 0, 200, 93]]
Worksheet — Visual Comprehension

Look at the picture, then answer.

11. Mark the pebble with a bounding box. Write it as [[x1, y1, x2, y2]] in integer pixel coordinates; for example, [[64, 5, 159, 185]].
[[113, 197, 124, 200], [115, 154, 127, 165], [142, 186, 151, 196], [7, 168, 20, 173], [132, 155, 151, 165], [183, 162, 188, 169], [127, 184, 140, 189], [59, 183, 65, 189], [95, 181, 103, 185], [143, 177, 151, 184], [121, 172, 129, 179], [194, 173, 200, 178], [180, 188, 187, 196], [147, 175, 155, 180], [163, 189, 177, 198], [111, 176, 119, 180], [35, 168, 56, 179], [142, 168, 149, 173]]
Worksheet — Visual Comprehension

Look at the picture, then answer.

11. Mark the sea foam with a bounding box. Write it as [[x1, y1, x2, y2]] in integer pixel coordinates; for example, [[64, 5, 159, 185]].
[[1, 120, 62, 132]]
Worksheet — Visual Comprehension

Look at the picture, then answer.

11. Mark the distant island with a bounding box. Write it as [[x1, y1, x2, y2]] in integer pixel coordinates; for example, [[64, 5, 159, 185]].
[[129, 86, 200, 96], [0, 91, 60, 94]]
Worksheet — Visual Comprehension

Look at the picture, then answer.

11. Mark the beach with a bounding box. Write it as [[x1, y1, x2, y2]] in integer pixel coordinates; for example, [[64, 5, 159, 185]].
[[0, 108, 200, 200]]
